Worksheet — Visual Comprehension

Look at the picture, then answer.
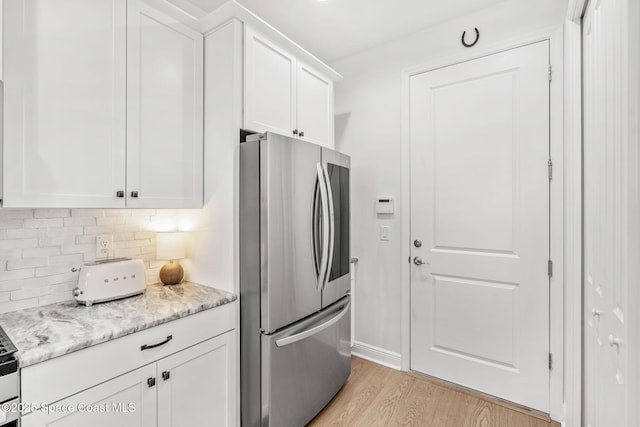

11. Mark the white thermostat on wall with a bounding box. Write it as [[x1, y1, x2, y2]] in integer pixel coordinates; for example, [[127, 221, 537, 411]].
[[375, 197, 395, 214]]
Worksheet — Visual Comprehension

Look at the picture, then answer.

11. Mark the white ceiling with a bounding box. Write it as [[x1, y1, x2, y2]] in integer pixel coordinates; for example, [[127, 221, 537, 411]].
[[171, 0, 506, 63]]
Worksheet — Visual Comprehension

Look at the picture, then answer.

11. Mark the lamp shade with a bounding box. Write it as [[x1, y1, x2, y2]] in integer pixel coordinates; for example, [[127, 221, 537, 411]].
[[156, 232, 185, 260]]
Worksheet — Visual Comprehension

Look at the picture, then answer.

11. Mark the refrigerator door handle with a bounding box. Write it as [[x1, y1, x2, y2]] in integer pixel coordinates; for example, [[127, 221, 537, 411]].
[[316, 163, 330, 290], [275, 300, 351, 348], [322, 163, 335, 291]]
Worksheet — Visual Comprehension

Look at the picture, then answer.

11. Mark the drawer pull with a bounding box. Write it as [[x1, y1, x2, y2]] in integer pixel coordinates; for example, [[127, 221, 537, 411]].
[[140, 335, 173, 351], [147, 377, 156, 388], [162, 370, 170, 381]]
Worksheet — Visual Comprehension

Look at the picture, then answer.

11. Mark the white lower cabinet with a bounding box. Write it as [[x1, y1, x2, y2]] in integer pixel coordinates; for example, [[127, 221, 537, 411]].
[[21, 364, 157, 427], [20, 303, 238, 427], [21, 323, 236, 427], [157, 333, 235, 427]]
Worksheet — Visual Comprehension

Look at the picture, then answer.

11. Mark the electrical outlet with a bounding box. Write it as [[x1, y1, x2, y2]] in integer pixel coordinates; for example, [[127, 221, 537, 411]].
[[96, 235, 114, 259]]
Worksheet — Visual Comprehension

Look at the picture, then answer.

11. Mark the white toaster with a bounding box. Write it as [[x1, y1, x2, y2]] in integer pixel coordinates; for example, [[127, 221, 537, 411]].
[[73, 258, 146, 306]]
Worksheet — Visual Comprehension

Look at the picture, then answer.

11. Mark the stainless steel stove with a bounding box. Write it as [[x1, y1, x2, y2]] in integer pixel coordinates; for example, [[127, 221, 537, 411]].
[[0, 326, 19, 427]]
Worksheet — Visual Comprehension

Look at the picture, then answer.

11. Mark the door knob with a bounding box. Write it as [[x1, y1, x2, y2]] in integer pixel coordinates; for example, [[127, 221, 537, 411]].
[[413, 239, 422, 248], [413, 256, 428, 266], [608, 335, 622, 347]]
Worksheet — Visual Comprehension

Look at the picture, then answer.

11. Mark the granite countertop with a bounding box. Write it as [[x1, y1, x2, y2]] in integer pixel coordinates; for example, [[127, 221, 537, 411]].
[[0, 281, 237, 368]]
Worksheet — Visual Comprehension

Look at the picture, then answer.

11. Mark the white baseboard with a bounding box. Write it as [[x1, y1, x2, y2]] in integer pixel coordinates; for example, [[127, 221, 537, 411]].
[[351, 341, 402, 370]]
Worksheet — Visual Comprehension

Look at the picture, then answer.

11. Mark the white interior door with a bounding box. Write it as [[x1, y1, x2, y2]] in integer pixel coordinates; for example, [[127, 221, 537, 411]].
[[409, 41, 550, 412], [583, 0, 634, 425]]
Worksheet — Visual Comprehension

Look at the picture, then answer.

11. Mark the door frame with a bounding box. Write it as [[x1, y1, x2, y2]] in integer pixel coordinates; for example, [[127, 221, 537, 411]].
[[400, 25, 577, 423]]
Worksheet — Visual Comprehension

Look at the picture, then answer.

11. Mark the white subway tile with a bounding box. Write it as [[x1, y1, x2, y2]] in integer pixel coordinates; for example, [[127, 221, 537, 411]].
[[134, 231, 156, 240], [0, 219, 24, 229], [63, 217, 96, 227], [0, 269, 36, 282], [114, 240, 150, 249], [39, 290, 75, 306], [71, 209, 104, 217], [34, 209, 70, 219], [2, 228, 47, 239], [0, 210, 33, 219], [76, 235, 96, 244], [97, 216, 126, 226], [50, 254, 84, 265], [131, 209, 156, 216], [23, 247, 61, 258], [11, 284, 59, 300], [113, 232, 134, 241], [0, 292, 10, 303], [7, 258, 48, 271], [15, 272, 78, 288], [0, 239, 38, 250], [0, 249, 23, 260], [124, 216, 150, 225], [114, 247, 141, 258], [46, 226, 84, 237], [60, 244, 94, 255], [104, 209, 132, 217], [38, 236, 76, 247], [0, 298, 39, 313], [36, 265, 75, 277], [24, 218, 64, 228], [84, 225, 114, 235]]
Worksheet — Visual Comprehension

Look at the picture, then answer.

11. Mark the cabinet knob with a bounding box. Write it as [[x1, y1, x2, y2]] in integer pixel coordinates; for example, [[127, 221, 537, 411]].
[[162, 370, 170, 381], [299, 131, 305, 137], [147, 377, 156, 388], [116, 191, 125, 198], [292, 129, 299, 135], [131, 191, 139, 198]]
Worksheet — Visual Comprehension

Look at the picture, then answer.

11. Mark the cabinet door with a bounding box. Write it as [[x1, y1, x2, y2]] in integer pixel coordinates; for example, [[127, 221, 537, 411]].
[[21, 364, 156, 427], [157, 331, 236, 427], [126, 0, 204, 208], [296, 61, 334, 147], [3, 0, 127, 208], [244, 27, 297, 137]]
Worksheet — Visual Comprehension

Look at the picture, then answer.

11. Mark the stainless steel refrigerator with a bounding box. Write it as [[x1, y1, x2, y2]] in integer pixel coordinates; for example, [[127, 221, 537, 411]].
[[240, 132, 351, 426]]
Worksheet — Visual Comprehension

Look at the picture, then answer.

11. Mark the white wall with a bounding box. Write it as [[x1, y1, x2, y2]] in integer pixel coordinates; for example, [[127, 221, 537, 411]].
[[332, 0, 567, 356]]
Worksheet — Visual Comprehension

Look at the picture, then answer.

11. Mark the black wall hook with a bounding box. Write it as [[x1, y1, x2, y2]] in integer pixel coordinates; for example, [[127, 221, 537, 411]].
[[461, 28, 480, 48]]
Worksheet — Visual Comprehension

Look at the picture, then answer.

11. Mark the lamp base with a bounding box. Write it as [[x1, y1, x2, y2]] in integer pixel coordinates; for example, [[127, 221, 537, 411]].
[[159, 261, 184, 285]]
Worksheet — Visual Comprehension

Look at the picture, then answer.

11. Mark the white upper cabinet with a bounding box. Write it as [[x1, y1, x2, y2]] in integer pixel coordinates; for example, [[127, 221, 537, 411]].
[[126, 1, 204, 209], [3, 0, 128, 208], [243, 27, 335, 147], [244, 26, 297, 138], [296, 61, 334, 147], [2, 0, 203, 208]]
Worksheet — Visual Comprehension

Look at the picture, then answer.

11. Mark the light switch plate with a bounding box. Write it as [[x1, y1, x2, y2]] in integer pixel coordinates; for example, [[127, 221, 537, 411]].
[[380, 225, 390, 241]]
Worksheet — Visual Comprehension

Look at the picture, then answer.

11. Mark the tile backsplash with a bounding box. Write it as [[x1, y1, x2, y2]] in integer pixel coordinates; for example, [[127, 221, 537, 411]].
[[0, 208, 200, 313]]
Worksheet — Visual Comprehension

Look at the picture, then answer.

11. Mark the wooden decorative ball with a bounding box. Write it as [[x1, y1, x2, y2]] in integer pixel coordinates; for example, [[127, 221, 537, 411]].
[[159, 261, 184, 285]]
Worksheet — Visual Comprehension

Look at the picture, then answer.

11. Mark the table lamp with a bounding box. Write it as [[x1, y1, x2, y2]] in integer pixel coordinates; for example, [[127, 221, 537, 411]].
[[157, 232, 186, 285]]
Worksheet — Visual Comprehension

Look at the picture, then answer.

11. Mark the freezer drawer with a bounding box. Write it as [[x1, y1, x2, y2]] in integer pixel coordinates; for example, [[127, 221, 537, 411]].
[[261, 296, 351, 427]]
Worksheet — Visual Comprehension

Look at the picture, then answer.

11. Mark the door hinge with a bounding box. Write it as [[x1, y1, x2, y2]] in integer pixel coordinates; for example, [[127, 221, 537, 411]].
[[548, 159, 553, 180], [548, 260, 553, 277], [548, 65, 552, 82], [549, 353, 553, 370]]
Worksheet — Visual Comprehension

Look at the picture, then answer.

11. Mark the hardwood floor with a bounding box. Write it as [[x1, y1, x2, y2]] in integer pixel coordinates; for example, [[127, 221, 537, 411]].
[[308, 357, 560, 427]]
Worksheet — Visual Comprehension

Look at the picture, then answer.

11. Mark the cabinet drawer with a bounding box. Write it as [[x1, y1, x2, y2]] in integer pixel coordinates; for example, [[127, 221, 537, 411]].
[[22, 302, 235, 408]]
